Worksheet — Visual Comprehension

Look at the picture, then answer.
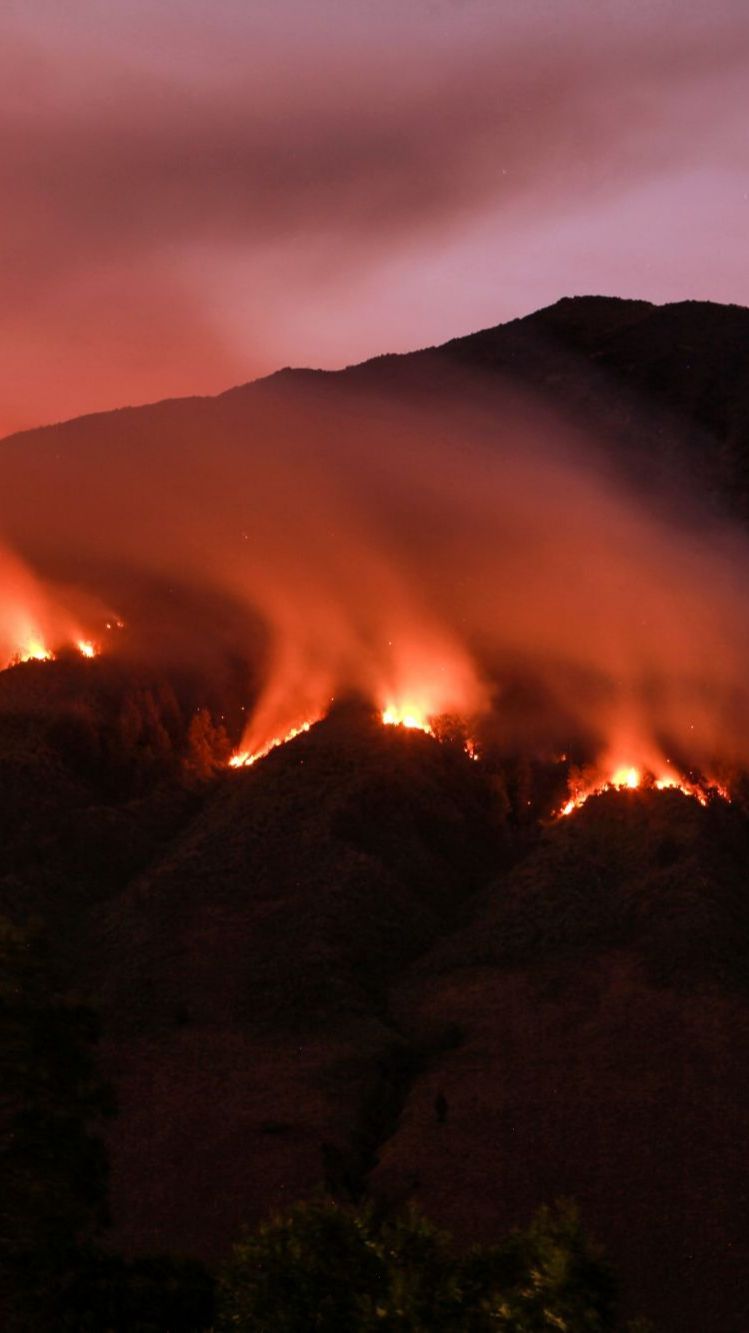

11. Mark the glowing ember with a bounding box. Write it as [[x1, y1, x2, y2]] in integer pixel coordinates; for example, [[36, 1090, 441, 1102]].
[[381, 705, 434, 736], [229, 720, 317, 768]]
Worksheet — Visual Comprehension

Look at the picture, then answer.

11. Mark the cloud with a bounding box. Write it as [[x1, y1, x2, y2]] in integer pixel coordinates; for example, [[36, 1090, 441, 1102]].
[[1, 0, 747, 430]]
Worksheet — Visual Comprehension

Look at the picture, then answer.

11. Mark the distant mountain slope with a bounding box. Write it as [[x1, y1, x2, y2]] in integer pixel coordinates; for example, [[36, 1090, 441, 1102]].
[[3, 294, 749, 512], [324, 294, 749, 518]]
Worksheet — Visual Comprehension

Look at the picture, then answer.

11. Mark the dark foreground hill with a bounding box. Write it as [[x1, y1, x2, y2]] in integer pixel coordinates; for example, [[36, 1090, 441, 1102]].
[[2, 661, 749, 1331], [2, 296, 749, 1331], [91, 719, 749, 1333]]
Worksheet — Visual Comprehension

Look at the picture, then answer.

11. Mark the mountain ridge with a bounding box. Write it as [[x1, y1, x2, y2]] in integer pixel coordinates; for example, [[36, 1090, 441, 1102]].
[[4, 293, 747, 445]]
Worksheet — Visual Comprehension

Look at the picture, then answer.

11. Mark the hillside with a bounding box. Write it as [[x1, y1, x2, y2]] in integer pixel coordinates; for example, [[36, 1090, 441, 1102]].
[[2, 296, 749, 1331]]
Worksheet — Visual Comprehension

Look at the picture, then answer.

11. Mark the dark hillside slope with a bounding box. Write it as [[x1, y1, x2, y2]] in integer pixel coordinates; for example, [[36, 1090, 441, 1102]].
[[369, 789, 749, 1332], [0, 655, 204, 940], [88, 708, 505, 1258], [85, 744, 749, 1330]]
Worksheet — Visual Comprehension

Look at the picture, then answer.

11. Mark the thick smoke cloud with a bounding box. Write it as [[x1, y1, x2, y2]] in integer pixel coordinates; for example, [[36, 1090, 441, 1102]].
[[1, 368, 749, 778], [2, 0, 748, 432]]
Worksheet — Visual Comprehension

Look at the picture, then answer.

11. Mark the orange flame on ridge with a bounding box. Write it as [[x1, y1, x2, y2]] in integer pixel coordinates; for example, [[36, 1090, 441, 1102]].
[[229, 696, 483, 772], [15, 638, 54, 664], [558, 759, 729, 817], [381, 704, 434, 736], [6, 634, 103, 669], [229, 719, 319, 768]]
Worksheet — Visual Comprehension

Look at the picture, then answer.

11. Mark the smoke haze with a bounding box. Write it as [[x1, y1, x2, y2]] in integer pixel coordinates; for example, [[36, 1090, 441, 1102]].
[[1, 365, 749, 776]]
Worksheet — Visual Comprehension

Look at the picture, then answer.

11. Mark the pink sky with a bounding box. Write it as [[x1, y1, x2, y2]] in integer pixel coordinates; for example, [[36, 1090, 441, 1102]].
[[1, 0, 747, 435]]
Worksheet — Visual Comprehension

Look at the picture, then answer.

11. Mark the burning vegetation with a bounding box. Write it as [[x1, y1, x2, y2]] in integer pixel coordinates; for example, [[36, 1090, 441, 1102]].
[[11, 637, 101, 667], [5, 623, 125, 671], [0, 546, 738, 820], [228, 719, 318, 769], [10, 634, 95, 668], [0, 541, 127, 671], [225, 695, 733, 820], [381, 704, 434, 734], [2, 370, 749, 817], [558, 762, 731, 817]]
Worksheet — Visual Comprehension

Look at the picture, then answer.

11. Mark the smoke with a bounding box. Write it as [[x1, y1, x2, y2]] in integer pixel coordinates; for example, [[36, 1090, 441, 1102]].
[[0, 540, 111, 666], [1, 364, 749, 779]]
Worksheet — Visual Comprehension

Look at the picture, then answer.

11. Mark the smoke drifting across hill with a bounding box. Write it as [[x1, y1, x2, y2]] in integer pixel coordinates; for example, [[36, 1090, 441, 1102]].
[[1, 361, 748, 783]]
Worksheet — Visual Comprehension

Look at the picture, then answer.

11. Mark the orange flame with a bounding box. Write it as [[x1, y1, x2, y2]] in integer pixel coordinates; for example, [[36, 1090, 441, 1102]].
[[229, 699, 484, 772], [558, 759, 729, 816], [6, 633, 103, 669], [0, 542, 118, 670], [3, 627, 110, 671], [16, 638, 54, 664], [381, 704, 434, 736], [229, 719, 318, 769]]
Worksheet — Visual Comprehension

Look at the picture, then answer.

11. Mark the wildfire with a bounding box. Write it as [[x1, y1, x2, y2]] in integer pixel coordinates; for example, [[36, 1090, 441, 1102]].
[[381, 704, 434, 736], [16, 638, 53, 664], [558, 761, 729, 817], [229, 698, 479, 771], [4, 631, 107, 671], [229, 720, 317, 768]]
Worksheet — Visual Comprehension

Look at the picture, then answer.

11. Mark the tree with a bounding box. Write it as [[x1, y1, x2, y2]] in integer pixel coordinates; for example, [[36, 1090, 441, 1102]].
[[459, 1200, 616, 1331], [217, 1200, 388, 1331], [185, 708, 233, 779], [216, 1199, 627, 1332]]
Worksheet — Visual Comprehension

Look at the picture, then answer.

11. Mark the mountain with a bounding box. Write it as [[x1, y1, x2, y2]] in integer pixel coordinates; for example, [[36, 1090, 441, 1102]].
[[2, 296, 749, 1331]]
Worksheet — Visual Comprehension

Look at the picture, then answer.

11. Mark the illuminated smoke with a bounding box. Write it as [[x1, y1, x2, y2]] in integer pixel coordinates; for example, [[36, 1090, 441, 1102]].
[[2, 370, 749, 789], [0, 540, 110, 668]]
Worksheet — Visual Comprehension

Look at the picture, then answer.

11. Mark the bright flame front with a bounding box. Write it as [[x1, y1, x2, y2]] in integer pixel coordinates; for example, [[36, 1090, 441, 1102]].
[[381, 704, 434, 736], [229, 720, 318, 769], [559, 760, 729, 816], [16, 638, 53, 663]]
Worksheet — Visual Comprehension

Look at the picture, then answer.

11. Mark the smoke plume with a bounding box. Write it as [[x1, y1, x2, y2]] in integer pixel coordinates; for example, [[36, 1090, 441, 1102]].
[[1, 364, 748, 783]]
